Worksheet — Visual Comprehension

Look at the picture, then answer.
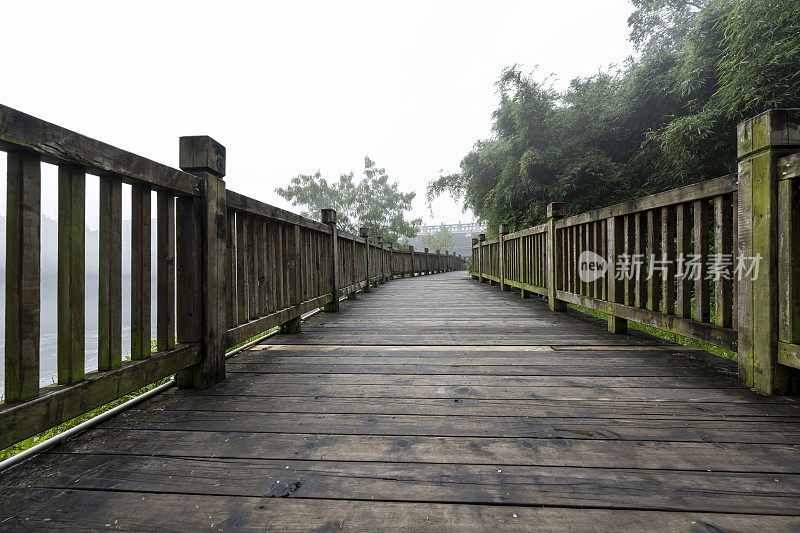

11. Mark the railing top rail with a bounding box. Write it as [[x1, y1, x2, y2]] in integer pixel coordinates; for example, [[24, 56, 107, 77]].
[[226, 189, 333, 234], [505, 223, 547, 239], [337, 229, 366, 244], [0, 104, 202, 196], [556, 173, 738, 229]]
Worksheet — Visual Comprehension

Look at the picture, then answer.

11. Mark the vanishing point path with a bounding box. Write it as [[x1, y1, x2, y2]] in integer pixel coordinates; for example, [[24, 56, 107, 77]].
[[1, 272, 799, 531]]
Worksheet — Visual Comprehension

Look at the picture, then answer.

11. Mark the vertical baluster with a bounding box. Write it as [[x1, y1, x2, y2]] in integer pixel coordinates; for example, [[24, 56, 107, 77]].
[[131, 184, 151, 360], [236, 212, 249, 321], [607, 216, 626, 333], [306, 229, 314, 298], [600, 219, 607, 300], [714, 194, 733, 327], [57, 165, 85, 384], [156, 190, 176, 352], [623, 215, 634, 306], [592, 221, 600, 298], [661, 206, 676, 316], [583, 223, 592, 298], [566, 226, 573, 293], [290, 225, 301, 305], [676, 203, 692, 318], [647, 209, 661, 313], [694, 199, 710, 322], [560, 229, 567, 292], [225, 210, 236, 328], [248, 215, 258, 320], [732, 193, 738, 328], [5, 151, 41, 401], [633, 213, 645, 307], [99, 176, 122, 371], [572, 225, 579, 293], [259, 218, 269, 313]]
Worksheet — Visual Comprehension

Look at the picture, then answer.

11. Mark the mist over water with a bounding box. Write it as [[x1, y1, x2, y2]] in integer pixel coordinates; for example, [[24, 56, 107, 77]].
[[0, 215, 159, 398]]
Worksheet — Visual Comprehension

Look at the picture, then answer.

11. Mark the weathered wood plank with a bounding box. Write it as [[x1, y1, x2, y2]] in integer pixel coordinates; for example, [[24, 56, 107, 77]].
[[557, 174, 738, 228], [714, 194, 734, 328], [98, 176, 122, 371], [236, 211, 249, 323], [224, 209, 236, 328], [9, 454, 800, 515], [130, 184, 151, 360], [1, 489, 797, 532], [645, 209, 661, 313], [694, 199, 711, 322], [0, 104, 201, 196], [660, 206, 676, 316], [4, 150, 41, 402], [57, 165, 85, 385], [156, 191, 176, 351], [0, 344, 200, 450], [676, 202, 692, 319]]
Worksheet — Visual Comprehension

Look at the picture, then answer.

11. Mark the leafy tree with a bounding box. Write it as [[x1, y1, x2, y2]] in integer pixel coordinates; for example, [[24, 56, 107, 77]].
[[277, 156, 421, 245], [420, 224, 456, 253], [428, 0, 800, 236]]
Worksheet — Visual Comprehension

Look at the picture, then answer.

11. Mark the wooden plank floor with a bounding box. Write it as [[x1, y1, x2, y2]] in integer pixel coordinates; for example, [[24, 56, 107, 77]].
[[1, 271, 800, 531]]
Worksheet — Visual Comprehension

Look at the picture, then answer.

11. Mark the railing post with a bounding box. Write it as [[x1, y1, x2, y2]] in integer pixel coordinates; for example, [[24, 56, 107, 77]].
[[176, 136, 227, 389], [546, 203, 566, 312], [424, 248, 430, 275], [360, 227, 371, 293], [478, 233, 486, 283], [409, 245, 415, 277], [737, 109, 800, 393], [323, 208, 339, 312], [499, 223, 510, 290]]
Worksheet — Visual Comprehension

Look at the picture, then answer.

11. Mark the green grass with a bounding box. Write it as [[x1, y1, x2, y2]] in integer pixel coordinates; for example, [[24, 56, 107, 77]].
[[566, 303, 737, 361], [1, 328, 281, 463], [0, 376, 171, 461]]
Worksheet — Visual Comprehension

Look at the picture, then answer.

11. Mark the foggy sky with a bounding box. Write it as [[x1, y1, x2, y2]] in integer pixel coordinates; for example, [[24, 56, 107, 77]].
[[0, 1, 635, 227]]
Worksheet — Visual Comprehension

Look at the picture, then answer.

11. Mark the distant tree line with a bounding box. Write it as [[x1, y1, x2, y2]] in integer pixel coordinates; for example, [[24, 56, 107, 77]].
[[427, 0, 800, 235], [276, 156, 421, 245]]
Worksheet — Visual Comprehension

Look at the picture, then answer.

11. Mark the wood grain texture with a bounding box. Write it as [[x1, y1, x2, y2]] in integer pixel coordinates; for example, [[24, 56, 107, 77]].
[[57, 165, 85, 385], [1, 272, 793, 530], [98, 176, 122, 371], [0, 104, 201, 196], [4, 150, 41, 402], [156, 191, 176, 351], [131, 184, 151, 360]]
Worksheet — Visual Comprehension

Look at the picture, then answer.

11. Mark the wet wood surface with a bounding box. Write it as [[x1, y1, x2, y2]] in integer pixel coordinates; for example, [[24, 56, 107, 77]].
[[1, 272, 799, 531]]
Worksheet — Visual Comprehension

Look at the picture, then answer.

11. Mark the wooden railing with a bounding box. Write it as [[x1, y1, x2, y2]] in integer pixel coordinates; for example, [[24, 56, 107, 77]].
[[472, 108, 800, 394], [0, 104, 465, 450]]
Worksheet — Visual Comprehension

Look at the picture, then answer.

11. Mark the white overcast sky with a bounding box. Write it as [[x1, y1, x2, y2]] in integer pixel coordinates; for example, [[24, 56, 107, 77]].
[[0, 0, 636, 228]]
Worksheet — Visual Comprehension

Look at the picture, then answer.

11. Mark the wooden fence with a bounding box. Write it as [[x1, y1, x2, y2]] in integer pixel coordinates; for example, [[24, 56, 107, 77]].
[[0, 104, 465, 450], [472, 108, 800, 394]]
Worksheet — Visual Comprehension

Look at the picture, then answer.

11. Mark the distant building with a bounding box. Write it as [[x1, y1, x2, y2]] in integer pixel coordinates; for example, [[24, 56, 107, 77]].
[[406, 222, 486, 258]]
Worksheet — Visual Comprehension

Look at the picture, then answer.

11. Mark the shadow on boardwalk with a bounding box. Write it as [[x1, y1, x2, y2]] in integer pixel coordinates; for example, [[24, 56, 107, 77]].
[[1, 272, 799, 531]]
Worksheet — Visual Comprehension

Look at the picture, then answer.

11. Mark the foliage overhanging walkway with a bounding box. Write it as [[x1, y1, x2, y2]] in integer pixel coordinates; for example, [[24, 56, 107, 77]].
[[1, 271, 799, 531]]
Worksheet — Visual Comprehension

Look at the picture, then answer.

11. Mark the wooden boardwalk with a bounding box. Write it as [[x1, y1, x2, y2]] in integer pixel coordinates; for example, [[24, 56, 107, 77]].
[[1, 272, 800, 531]]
